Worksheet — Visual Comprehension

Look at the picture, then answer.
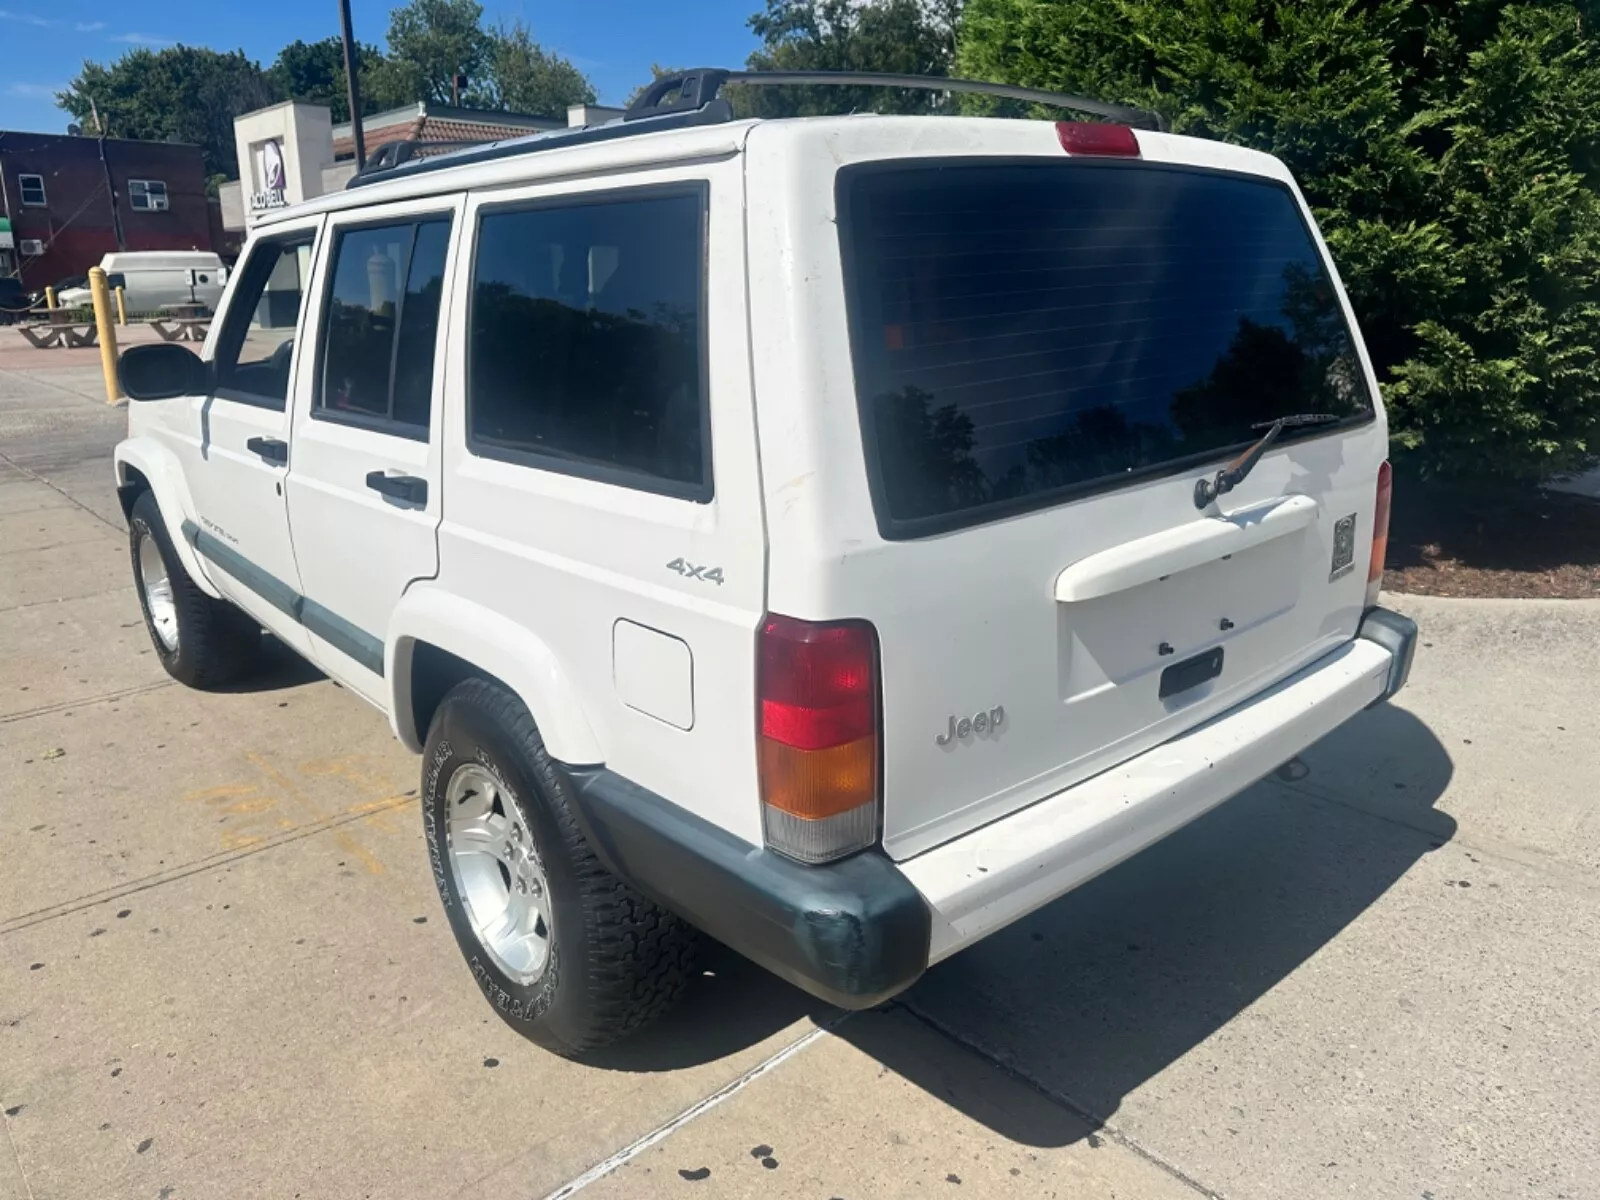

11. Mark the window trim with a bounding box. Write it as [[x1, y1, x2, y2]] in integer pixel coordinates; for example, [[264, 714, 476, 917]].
[[836, 156, 1377, 541], [464, 180, 714, 504], [310, 211, 454, 442], [128, 179, 169, 212], [212, 231, 317, 411], [18, 173, 46, 207]]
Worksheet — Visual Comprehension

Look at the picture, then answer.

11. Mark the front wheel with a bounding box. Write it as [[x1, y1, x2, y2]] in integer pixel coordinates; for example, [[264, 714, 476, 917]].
[[128, 489, 259, 689], [422, 678, 697, 1056]]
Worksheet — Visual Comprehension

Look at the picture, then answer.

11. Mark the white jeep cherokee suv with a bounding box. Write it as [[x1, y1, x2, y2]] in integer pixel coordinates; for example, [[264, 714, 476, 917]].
[[113, 70, 1416, 1056]]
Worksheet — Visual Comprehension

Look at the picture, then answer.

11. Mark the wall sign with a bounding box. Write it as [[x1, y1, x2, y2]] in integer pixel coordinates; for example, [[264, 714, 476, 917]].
[[248, 139, 288, 212]]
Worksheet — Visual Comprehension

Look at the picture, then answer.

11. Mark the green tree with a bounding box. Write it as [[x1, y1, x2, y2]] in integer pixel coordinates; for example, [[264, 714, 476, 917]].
[[736, 0, 963, 117], [58, 47, 282, 179], [269, 36, 384, 123], [957, 0, 1600, 480], [485, 21, 595, 118], [367, 0, 495, 108]]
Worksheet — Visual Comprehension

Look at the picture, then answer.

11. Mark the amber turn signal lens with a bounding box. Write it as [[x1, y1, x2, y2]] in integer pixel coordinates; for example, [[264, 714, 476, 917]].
[[759, 735, 877, 821], [757, 613, 882, 863]]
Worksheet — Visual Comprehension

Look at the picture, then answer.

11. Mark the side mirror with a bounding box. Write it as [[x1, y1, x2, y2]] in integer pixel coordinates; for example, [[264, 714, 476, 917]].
[[118, 343, 209, 401], [106, 272, 127, 291]]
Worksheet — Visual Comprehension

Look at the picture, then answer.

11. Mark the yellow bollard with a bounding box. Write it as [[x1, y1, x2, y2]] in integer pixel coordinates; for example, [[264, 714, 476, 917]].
[[45, 285, 57, 311], [88, 267, 121, 405], [115, 285, 127, 326]]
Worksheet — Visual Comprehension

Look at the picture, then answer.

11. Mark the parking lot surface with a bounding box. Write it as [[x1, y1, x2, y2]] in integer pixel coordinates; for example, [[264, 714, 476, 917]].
[[3, 358, 1598, 1199]]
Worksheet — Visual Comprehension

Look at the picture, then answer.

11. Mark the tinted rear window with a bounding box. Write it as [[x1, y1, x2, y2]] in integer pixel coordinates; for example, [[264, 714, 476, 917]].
[[841, 161, 1373, 535]]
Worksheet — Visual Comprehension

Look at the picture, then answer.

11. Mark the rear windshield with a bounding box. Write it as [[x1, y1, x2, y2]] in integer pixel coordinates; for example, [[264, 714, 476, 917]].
[[840, 161, 1373, 536]]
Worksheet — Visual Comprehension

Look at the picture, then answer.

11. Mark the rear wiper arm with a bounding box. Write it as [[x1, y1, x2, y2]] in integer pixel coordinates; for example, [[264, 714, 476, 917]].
[[1193, 413, 1342, 509]]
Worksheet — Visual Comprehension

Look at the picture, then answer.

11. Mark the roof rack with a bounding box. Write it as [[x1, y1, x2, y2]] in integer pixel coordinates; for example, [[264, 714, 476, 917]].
[[347, 68, 1165, 190], [626, 69, 1167, 132]]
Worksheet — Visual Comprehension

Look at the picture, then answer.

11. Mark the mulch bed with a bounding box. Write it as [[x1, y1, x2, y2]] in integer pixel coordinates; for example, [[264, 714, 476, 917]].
[[1384, 476, 1600, 599]]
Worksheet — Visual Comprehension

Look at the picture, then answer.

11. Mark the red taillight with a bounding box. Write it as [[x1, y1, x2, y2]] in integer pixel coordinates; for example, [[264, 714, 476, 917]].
[[1056, 121, 1141, 157], [1366, 460, 1392, 607], [758, 614, 880, 864]]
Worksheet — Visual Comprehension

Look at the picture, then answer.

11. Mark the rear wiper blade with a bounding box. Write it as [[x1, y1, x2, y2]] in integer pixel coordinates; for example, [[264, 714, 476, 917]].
[[1194, 413, 1342, 509], [1250, 412, 1344, 432]]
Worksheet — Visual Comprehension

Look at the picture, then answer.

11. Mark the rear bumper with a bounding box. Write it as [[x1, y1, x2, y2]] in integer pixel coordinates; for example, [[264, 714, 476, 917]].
[[903, 612, 1413, 963], [1357, 605, 1418, 703], [565, 608, 1415, 1005], [561, 767, 932, 1010]]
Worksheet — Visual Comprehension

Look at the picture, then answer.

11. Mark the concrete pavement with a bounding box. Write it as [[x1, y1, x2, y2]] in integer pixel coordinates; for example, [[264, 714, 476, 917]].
[[3, 358, 1598, 1199]]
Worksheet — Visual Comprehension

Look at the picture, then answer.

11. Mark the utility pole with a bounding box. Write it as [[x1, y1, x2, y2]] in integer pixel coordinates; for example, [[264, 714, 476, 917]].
[[90, 97, 125, 250], [339, 0, 366, 167]]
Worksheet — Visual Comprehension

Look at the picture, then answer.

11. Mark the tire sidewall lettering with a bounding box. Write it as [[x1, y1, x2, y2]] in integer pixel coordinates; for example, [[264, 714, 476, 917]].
[[421, 738, 454, 907]]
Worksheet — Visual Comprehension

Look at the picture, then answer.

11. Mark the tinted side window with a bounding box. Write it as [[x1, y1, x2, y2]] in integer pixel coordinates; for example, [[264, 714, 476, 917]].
[[214, 237, 314, 408], [468, 189, 708, 498], [317, 217, 451, 433]]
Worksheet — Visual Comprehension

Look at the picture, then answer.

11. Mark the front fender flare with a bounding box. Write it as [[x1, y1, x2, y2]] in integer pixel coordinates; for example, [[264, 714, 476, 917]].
[[114, 437, 220, 599], [386, 585, 604, 764]]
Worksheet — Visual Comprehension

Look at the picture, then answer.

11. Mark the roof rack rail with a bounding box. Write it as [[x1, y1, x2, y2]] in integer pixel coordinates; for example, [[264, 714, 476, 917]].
[[360, 138, 487, 174], [626, 68, 1167, 132], [346, 67, 1165, 190]]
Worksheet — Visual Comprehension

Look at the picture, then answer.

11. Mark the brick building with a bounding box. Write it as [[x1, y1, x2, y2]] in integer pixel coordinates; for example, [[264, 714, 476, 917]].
[[0, 131, 215, 291]]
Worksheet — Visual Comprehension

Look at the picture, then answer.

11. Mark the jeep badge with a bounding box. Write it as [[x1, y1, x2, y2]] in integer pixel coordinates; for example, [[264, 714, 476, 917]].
[[937, 706, 1005, 746]]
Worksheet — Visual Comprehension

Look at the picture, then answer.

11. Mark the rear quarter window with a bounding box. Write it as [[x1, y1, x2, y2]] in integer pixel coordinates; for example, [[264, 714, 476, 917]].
[[839, 160, 1374, 537], [466, 185, 710, 500]]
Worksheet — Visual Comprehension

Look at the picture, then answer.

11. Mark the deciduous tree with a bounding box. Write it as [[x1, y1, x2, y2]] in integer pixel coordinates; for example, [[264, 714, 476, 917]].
[[736, 0, 962, 117], [269, 36, 383, 124], [58, 47, 281, 179], [485, 21, 595, 119]]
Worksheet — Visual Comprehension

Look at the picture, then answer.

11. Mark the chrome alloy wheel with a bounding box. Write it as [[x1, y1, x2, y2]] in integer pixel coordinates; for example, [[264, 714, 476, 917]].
[[446, 763, 553, 984], [137, 531, 179, 653]]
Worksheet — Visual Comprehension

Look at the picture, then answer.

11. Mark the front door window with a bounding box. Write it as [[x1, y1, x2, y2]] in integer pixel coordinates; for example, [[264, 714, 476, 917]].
[[213, 238, 315, 408]]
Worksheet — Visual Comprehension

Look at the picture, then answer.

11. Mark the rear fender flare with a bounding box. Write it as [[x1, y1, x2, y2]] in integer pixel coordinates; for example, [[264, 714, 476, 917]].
[[113, 438, 220, 599], [386, 586, 604, 764]]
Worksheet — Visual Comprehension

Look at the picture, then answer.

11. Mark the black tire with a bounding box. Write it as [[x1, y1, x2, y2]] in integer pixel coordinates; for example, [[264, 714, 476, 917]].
[[422, 678, 697, 1056], [128, 489, 260, 689]]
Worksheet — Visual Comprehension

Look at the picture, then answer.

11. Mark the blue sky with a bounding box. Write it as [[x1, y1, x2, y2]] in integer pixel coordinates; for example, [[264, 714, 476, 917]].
[[0, 0, 764, 133]]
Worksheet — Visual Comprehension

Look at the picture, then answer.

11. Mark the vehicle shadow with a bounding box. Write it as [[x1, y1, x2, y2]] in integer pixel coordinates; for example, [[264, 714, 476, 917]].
[[843, 702, 1455, 1146], [212, 632, 326, 693], [582, 938, 837, 1073]]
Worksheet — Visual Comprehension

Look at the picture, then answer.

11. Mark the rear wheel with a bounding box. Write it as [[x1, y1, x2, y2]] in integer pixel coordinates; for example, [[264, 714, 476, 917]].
[[422, 677, 696, 1056], [128, 489, 260, 689]]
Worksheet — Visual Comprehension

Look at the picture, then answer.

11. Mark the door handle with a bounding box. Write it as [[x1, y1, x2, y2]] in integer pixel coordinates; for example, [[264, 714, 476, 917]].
[[245, 436, 288, 465], [365, 470, 427, 505]]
